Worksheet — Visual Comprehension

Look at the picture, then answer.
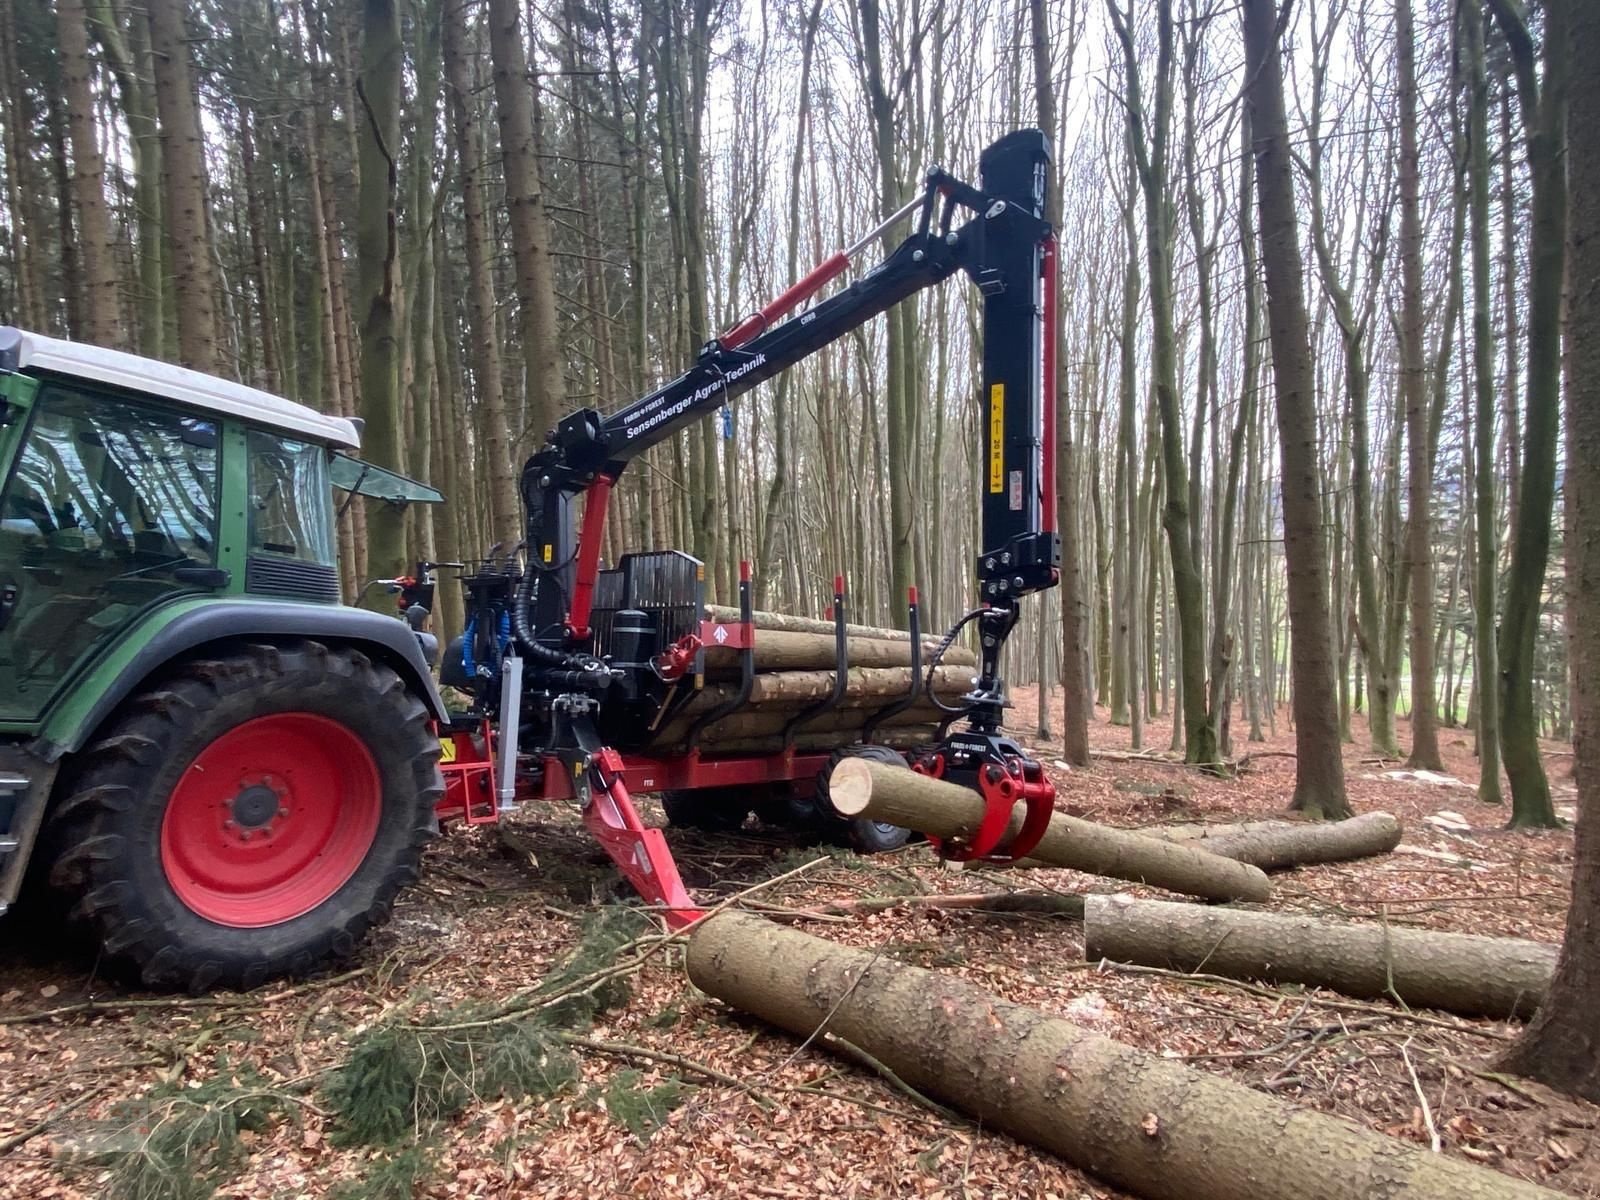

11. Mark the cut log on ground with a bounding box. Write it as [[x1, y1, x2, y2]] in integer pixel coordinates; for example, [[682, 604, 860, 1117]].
[[826, 759, 1271, 902], [1083, 894, 1556, 1020], [687, 912, 1557, 1200], [1148, 812, 1403, 871], [703, 629, 976, 676]]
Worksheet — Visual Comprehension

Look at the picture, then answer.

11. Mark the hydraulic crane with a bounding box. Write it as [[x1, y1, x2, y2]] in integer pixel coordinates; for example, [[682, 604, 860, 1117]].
[[435, 128, 1062, 925]]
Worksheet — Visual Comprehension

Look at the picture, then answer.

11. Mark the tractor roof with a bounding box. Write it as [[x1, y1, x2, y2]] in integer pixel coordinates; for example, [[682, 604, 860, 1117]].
[[0, 326, 361, 449]]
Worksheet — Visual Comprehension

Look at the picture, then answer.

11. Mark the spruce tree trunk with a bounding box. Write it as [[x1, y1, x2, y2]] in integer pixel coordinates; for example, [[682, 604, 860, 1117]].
[[489, 0, 564, 443], [688, 913, 1560, 1200], [1490, 0, 1566, 829], [57, 0, 121, 347], [1242, 0, 1350, 818], [443, 0, 521, 552], [146, 0, 218, 372], [355, 0, 408, 580], [1499, 0, 1599, 1098]]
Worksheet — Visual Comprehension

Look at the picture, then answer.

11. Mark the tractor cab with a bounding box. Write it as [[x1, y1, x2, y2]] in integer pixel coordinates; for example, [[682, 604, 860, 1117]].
[[0, 327, 450, 990]]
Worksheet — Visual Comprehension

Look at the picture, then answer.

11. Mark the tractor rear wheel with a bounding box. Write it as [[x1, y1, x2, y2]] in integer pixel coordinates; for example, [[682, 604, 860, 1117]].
[[41, 641, 442, 991]]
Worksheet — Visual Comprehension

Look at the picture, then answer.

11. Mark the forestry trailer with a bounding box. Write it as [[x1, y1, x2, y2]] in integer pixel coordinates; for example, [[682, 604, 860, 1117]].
[[0, 127, 1058, 988]]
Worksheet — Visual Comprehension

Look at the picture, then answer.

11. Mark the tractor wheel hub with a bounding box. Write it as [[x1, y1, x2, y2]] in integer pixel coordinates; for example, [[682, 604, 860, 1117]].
[[230, 781, 284, 830]]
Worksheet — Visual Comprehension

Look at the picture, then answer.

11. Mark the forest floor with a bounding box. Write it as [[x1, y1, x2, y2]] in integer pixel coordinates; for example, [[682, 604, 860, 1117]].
[[1, 698, 1593, 1200]]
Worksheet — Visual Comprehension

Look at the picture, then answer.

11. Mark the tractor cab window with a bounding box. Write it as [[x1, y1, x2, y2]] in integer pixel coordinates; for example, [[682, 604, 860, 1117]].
[[0, 384, 220, 721], [247, 433, 334, 564]]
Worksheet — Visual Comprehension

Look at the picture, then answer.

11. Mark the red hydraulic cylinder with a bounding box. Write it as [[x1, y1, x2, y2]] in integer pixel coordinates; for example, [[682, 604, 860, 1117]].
[[719, 252, 850, 349]]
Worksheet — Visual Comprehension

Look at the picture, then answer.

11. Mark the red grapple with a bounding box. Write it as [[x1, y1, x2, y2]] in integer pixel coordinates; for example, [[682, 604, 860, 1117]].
[[912, 753, 1055, 863]]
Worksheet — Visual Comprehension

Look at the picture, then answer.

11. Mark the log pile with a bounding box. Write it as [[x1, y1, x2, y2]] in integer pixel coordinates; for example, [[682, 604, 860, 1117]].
[[1083, 894, 1556, 1020], [633, 610, 977, 757], [826, 758, 1271, 902], [688, 912, 1558, 1200]]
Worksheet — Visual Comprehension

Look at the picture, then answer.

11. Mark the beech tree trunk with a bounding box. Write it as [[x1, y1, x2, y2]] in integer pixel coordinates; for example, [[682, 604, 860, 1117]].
[[1396, 0, 1442, 771], [1500, 1, 1599, 1098], [688, 912, 1559, 1200], [1490, 0, 1566, 829], [1242, 0, 1350, 818], [827, 759, 1270, 902], [1150, 812, 1402, 871], [1085, 894, 1555, 1020]]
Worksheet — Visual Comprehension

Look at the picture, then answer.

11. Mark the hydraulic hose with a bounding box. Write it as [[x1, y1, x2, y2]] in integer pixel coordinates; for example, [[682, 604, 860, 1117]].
[[510, 564, 611, 690]]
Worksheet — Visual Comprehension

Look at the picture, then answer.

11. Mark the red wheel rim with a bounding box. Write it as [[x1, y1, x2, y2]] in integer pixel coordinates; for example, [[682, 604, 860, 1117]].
[[160, 712, 383, 927]]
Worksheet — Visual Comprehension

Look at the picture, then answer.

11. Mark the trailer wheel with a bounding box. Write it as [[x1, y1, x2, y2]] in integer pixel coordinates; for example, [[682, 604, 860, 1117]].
[[660, 788, 749, 833], [817, 745, 914, 854], [41, 641, 442, 991]]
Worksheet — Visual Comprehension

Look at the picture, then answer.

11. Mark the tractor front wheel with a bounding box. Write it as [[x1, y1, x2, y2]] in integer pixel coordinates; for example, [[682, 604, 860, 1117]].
[[42, 641, 442, 991]]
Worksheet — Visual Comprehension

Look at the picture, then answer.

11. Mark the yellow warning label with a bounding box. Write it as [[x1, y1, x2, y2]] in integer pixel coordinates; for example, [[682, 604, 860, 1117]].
[[988, 384, 1005, 493], [542, 544, 553, 563], [438, 737, 457, 763]]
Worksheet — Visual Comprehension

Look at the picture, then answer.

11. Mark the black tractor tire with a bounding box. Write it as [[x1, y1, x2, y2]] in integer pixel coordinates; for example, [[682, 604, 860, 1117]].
[[660, 787, 750, 833], [40, 641, 443, 991], [815, 744, 914, 854]]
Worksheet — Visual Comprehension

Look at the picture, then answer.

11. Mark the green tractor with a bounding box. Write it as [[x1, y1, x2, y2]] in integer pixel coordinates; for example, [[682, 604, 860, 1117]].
[[0, 327, 450, 991]]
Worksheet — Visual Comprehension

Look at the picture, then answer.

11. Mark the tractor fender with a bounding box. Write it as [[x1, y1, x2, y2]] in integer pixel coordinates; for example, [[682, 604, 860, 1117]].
[[37, 600, 450, 759]]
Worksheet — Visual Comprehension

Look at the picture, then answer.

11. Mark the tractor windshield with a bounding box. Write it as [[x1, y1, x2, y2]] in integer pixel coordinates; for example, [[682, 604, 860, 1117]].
[[0, 383, 220, 722]]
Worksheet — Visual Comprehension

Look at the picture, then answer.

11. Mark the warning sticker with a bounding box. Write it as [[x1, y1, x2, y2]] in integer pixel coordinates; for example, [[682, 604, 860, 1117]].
[[1010, 470, 1024, 511], [989, 384, 1005, 493]]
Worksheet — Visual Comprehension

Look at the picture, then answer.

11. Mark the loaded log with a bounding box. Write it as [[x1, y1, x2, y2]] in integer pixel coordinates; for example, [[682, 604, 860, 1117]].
[[1148, 812, 1403, 871], [687, 913, 1557, 1200], [826, 759, 1270, 902], [704, 605, 974, 659], [703, 629, 976, 676], [1083, 894, 1556, 1020]]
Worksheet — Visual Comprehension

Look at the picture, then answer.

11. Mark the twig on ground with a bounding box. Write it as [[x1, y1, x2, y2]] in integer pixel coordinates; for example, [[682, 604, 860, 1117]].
[[824, 1033, 965, 1123], [0, 1084, 111, 1155], [1401, 1038, 1442, 1152]]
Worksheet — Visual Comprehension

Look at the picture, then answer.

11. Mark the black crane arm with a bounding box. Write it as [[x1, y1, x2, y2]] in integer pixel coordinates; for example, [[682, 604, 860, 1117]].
[[516, 128, 1059, 726]]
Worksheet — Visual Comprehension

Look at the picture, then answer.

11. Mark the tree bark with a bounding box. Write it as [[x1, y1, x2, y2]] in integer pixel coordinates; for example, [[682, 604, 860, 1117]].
[[1242, 0, 1350, 818], [1466, 0, 1503, 805], [688, 912, 1559, 1200], [355, 0, 407, 580], [443, 0, 521, 553], [827, 758, 1270, 902], [1108, 0, 1213, 766], [489, 0, 564, 443], [57, 0, 121, 346], [1499, 0, 1599, 1099], [1490, 0, 1566, 829], [1396, 0, 1442, 771], [1085, 894, 1555, 1020], [1150, 812, 1402, 872], [146, 0, 218, 372]]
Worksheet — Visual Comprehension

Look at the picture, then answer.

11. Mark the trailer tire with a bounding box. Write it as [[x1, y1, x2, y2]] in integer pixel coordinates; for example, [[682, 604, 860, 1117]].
[[660, 788, 749, 833], [40, 641, 442, 991], [817, 745, 914, 854]]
